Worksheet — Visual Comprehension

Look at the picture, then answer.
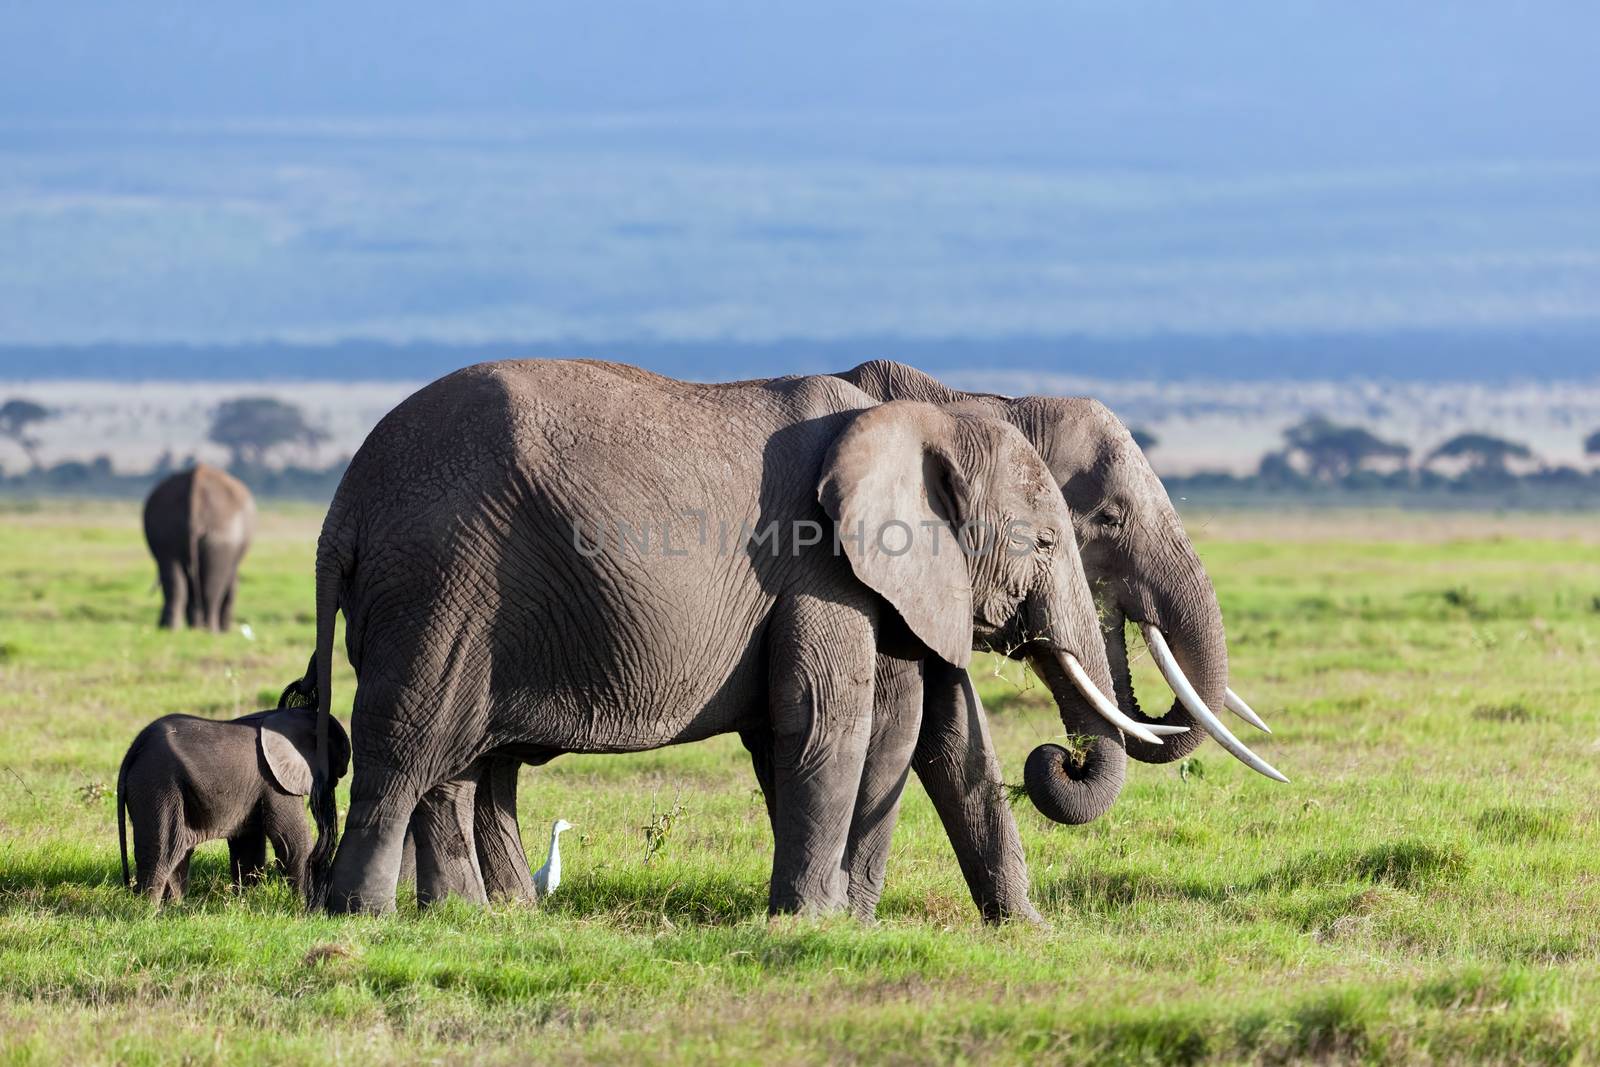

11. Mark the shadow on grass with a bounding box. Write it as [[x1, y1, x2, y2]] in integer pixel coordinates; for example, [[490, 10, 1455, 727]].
[[1255, 840, 1468, 893], [0, 842, 760, 925], [0, 845, 306, 916], [1037, 838, 1469, 913], [1035, 867, 1223, 911], [540, 868, 767, 925], [1058, 973, 1582, 1065], [1474, 804, 1569, 843]]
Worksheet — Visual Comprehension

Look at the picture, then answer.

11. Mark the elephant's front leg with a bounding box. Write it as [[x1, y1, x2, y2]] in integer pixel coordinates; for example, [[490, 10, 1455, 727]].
[[412, 771, 489, 908], [912, 658, 1041, 924], [472, 756, 537, 903], [263, 795, 314, 896], [228, 823, 269, 889], [766, 595, 877, 916], [841, 650, 923, 921]]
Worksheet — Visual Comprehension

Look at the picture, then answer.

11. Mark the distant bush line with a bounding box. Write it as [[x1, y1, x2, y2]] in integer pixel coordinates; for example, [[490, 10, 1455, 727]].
[[6, 455, 1600, 510], [0, 458, 349, 502], [4, 397, 1599, 509]]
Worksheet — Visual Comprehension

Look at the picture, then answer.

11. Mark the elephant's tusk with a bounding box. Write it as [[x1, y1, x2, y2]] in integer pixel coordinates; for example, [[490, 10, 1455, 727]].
[[1141, 626, 1289, 783], [1224, 686, 1272, 733], [1060, 652, 1186, 747]]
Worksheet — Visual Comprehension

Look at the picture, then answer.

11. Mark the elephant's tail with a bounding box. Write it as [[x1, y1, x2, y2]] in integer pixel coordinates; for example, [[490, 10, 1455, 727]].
[[305, 519, 351, 911], [116, 741, 133, 889], [185, 478, 203, 618]]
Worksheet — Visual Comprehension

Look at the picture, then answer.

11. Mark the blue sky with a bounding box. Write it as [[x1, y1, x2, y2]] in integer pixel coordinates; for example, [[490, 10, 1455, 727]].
[[1, 2, 1597, 360]]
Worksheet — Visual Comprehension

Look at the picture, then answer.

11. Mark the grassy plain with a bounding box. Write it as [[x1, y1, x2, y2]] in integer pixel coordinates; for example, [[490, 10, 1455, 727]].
[[2, 502, 1599, 1064]]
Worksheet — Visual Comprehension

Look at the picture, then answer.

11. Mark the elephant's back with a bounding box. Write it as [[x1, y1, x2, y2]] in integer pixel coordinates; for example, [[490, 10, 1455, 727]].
[[192, 465, 255, 544], [142, 468, 196, 549], [123, 716, 260, 833], [143, 464, 253, 548], [322, 359, 835, 747], [333, 359, 796, 531]]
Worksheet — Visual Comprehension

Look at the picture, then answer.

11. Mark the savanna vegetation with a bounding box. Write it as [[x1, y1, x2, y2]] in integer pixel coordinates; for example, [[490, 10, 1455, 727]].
[[2, 502, 1599, 1064], [7, 394, 1600, 509]]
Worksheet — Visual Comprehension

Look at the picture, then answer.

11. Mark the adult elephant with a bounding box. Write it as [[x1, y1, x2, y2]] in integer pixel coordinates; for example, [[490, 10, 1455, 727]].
[[299, 360, 1159, 916], [838, 359, 1282, 781], [466, 360, 1285, 922], [142, 463, 256, 631]]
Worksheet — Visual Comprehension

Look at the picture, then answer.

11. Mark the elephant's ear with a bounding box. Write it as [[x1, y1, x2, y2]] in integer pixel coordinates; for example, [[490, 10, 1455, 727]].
[[819, 400, 973, 667], [259, 710, 316, 796]]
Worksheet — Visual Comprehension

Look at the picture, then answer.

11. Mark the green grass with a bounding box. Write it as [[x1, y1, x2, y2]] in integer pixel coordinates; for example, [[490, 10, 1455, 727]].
[[3, 503, 1600, 1064]]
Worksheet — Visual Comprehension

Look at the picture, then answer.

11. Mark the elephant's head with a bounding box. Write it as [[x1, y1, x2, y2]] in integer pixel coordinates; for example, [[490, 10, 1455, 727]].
[[819, 401, 1178, 823], [1016, 395, 1283, 781], [834, 360, 1284, 800], [255, 707, 352, 796]]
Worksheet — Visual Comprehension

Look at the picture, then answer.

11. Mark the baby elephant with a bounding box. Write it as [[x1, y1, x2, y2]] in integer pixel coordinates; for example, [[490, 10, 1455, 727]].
[[116, 706, 351, 903]]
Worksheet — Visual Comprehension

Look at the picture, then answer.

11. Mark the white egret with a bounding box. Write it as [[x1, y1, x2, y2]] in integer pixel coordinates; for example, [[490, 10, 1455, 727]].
[[534, 819, 574, 898]]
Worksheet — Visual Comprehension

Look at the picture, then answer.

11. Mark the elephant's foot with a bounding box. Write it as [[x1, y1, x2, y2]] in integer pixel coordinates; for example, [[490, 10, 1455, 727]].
[[968, 870, 1043, 926], [325, 812, 407, 915], [767, 886, 851, 919], [987, 898, 1045, 926]]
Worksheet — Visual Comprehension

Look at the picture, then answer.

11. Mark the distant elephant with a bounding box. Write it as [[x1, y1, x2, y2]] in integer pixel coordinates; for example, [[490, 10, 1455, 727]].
[[465, 360, 1285, 922], [295, 359, 1142, 916], [142, 464, 256, 631], [116, 706, 352, 903]]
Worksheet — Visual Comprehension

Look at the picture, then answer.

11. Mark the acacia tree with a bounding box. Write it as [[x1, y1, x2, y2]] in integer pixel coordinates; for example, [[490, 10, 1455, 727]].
[[1281, 415, 1410, 481], [208, 397, 328, 468], [1129, 426, 1159, 452], [1425, 432, 1533, 474], [0, 398, 52, 470], [1585, 429, 1600, 457]]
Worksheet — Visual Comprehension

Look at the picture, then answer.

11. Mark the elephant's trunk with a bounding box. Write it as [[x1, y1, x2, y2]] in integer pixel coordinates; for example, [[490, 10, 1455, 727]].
[[1115, 565, 1228, 765], [1022, 649, 1128, 825]]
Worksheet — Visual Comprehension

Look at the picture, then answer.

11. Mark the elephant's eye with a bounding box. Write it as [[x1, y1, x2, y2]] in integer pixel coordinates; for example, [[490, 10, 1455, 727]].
[[1095, 508, 1124, 531], [1036, 527, 1058, 551]]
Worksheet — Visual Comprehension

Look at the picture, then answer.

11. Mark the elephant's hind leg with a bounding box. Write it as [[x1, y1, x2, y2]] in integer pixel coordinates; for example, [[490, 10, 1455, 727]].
[[167, 847, 195, 903], [132, 804, 189, 904], [199, 540, 239, 632], [327, 677, 488, 914], [326, 771, 421, 915], [473, 757, 536, 903], [413, 770, 489, 908], [739, 723, 777, 831], [156, 557, 187, 630], [842, 652, 924, 921]]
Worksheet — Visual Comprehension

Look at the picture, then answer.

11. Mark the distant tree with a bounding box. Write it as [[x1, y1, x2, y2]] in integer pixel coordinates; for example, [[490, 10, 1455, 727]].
[[1255, 449, 1301, 487], [1129, 426, 1159, 452], [1425, 432, 1533, 474], [1281, 415, 1410, 481], [1585, 429, 1600, 456], [0, 397, 52, 470], [208, 397, 328, 467]]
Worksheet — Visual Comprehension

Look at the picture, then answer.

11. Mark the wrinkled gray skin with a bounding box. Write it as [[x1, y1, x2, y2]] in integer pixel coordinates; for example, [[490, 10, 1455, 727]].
[[300, 359, 1122, 917], [466, 360, 1232, 922], [143, 464, 256, 632], [839, 360, 1229, 771], [116, 708, 351, 903]]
